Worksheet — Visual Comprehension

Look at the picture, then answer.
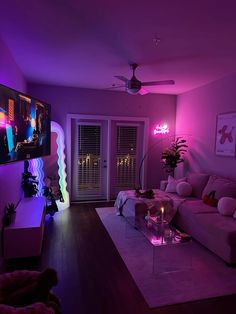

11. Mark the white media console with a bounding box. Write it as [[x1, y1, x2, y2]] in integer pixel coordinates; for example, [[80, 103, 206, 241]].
[[3, 197, 46, 259]]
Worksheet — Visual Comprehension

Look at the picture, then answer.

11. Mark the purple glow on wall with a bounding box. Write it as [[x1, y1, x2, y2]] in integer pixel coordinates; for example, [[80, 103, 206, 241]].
[[0, 36, 26, 227], [0, 37, 26, 92], [154, 124, 169, 135]]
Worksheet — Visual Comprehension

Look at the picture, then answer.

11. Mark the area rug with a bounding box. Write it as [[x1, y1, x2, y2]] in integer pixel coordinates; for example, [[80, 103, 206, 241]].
[[96, 207, 236, 308]]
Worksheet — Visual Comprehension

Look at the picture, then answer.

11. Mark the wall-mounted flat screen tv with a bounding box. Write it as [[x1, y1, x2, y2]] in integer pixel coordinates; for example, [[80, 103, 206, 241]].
[[0, 83, 51, 164]]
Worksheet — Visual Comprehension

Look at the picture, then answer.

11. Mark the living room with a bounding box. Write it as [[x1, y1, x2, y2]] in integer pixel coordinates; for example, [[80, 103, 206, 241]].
[[0, 1, 236, 313]]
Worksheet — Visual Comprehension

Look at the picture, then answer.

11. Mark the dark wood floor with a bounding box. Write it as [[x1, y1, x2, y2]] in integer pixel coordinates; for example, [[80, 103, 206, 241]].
[[2, 202, 236, 314]]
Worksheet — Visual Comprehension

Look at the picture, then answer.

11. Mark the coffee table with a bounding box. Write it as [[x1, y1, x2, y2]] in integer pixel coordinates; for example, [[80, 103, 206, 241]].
[[125, 215, 192, 274]]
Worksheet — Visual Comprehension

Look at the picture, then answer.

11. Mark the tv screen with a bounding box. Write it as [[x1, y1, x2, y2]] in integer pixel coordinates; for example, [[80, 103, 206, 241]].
[[0, 83, 51, 164]]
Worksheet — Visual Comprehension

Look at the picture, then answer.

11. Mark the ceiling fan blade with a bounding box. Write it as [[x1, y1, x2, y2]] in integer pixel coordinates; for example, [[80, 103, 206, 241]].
[[142, 80, 175, 86], [106, 84, 125, 90], [114, 75, 129, 82], [139, 88, 149, 95]]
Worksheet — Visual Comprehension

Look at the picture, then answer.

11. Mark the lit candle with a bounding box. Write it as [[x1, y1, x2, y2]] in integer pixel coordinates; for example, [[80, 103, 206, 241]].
[[160, 207, 164, 222]]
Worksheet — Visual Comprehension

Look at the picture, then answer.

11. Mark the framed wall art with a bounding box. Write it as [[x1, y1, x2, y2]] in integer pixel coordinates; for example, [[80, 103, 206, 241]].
[[215, 112, 236, 157]]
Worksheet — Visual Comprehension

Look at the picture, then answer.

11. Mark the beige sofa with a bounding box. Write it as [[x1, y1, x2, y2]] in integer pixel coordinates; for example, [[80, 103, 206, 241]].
[[162, 173, 236, 264]]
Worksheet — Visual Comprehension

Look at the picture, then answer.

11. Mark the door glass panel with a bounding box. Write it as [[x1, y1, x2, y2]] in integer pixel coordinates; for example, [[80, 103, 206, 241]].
[[116, 125, 137, 189], [74, 123, 106, 201]]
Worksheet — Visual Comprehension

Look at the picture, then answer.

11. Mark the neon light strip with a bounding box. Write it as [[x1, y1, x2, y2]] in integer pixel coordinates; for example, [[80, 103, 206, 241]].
[[51, 121, 70, 210], [28, 121, 69, 210], [29, 158, 44, 196]]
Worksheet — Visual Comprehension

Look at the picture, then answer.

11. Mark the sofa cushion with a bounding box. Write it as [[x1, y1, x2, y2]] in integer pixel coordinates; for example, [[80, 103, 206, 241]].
[[202, 175, 236, 200], [178, 199, 218, 215], [177, 200, 236, 246], [218, 197, 236, 216], [193, 212, 236, 246], [165, 175, 186, 193], [186, 173, 209, 199], [176, 182, 192, 197]]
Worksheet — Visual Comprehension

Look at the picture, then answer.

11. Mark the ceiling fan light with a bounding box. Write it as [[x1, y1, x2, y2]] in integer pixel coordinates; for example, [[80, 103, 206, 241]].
[[126, 78, 141, 94], [127, 87, 140, 94]]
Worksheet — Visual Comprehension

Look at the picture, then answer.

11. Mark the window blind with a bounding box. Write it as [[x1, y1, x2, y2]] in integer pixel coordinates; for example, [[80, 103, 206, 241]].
[[115, 125, 137, 188], [76, 125, 101, 198]]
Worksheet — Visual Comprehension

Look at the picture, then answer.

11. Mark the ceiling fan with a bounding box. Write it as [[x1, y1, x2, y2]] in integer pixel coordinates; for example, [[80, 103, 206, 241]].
[[113, 63, 175, 95]]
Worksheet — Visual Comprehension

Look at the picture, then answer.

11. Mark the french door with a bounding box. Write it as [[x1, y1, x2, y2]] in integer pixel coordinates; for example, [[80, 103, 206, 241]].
[[110, 122, 144, 198], [68, 115, 148, 201], [71, 120, 108, 201]]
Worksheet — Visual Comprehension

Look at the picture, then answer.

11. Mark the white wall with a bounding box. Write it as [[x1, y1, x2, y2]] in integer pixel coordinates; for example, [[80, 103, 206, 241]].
[[176, 73, 236, 180]]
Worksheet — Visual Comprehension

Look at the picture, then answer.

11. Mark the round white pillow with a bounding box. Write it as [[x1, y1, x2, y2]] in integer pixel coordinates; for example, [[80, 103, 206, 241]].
[[218, 197, 236, 216], [176, 182, 192, 197]]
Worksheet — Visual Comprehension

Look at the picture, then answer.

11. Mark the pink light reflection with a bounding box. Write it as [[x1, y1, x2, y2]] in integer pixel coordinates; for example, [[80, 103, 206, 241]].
[[150, 235, 166, 246]]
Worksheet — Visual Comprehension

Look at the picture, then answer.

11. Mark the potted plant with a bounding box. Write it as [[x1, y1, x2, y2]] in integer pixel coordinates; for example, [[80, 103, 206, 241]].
[[43, 186, 58, 218], [2, 203, 16, 227], [161, 137, 188, 176]]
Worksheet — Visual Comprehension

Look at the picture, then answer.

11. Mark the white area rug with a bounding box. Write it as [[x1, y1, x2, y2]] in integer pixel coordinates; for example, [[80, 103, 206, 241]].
[[96, 207, 236, 308]]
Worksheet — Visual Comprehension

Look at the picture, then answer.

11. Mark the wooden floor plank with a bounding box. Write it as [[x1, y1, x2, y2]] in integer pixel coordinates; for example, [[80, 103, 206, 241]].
[[2, 202, 236, 314]]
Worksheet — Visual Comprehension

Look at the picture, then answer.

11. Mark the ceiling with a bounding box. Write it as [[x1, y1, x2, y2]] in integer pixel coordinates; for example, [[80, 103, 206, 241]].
[[1, 0, 236, 95]]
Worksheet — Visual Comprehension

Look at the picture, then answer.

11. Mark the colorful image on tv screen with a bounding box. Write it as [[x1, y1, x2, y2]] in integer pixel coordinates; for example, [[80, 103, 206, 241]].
[[0, 84, 51, 164]]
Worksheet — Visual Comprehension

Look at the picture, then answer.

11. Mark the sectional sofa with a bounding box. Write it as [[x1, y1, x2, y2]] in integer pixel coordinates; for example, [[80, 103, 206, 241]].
[[115, 172, 236, 264], [162, 173, 236, 265]]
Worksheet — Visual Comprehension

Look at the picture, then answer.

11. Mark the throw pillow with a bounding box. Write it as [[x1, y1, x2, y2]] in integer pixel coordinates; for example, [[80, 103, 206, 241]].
[[202, 175, 236, 200], [218, 197, 236, 216], [203, 191, 218, 207], [186, 173, 209, 199], [165, 175, 186, 193], [176, 181, 193, 197]]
